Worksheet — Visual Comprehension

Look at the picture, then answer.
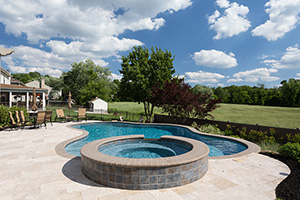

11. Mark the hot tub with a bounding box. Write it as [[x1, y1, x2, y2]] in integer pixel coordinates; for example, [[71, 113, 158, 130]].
[[81, 135, 209, 190]]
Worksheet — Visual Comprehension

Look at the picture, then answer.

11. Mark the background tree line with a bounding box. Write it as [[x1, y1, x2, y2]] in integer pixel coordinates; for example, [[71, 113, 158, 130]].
[[213, 79, 300, 107]]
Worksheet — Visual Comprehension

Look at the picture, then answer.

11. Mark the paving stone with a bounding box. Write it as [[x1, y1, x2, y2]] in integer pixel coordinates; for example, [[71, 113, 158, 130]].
[[0, 121, 290, 200]]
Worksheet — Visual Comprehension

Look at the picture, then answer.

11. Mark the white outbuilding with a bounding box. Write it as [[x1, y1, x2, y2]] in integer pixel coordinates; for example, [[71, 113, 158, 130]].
[[88, 97, 108, 112]]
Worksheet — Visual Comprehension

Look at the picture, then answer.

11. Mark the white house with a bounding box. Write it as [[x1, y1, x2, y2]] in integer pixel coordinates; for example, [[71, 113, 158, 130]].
[[88, 97, 108, 112], [0, 66, 47, 110], [26, 79, 52, 95], [0, 67, 11, 84]]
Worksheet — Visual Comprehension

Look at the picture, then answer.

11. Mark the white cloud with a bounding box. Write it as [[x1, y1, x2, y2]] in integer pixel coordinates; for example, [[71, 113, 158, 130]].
[[9, 66, 62, 78], [0, 0, 192, 44], [177, 75, 186, 79], [297, 73, 300, 77], [1, 45, 109, 77], [227, 68, 279, 83], [227, 78, 243, 83], [252, 0, 300, 41], [0, 0, 192, 74], [264, 45, 300, 69], [208, 0, 251, 39], [110, 73, 122, 81], [185, 70, 225, 84], [216, 0, 230, 8], [193, 49, 237, 68]]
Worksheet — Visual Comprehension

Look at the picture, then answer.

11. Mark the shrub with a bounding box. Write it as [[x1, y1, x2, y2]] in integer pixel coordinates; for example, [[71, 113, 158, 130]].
[[198, 124, 223, 135], [237, 128, 276, 144], [278, 142, 300, 160], [223, 124, 235, 136], [0, 105, 10, 127], [286, 133, 300, 143], [0, 106, 28, 128], [258, 140, 281, 152]]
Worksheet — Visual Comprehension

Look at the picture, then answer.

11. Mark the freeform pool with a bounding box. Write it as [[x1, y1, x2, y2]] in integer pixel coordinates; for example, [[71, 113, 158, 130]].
[[66, 122, 248, 157]]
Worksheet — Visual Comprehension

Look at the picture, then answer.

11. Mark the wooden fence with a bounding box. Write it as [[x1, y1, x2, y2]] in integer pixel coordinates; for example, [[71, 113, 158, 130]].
[[153, 114, 299, 142]]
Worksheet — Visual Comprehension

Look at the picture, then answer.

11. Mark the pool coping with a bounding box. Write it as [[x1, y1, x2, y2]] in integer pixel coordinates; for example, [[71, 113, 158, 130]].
[[81, 135, 209, 167], [55, 121, 261, 160]]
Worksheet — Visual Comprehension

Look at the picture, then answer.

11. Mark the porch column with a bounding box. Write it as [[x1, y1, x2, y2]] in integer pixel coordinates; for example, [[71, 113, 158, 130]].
[[42, 92, 46, 110], [9, 92, 12, 107], [26, 92, 29, 110]]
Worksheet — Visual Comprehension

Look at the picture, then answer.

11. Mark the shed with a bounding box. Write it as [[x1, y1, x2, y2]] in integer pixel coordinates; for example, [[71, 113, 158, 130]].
[[88, 97, 108, 112]]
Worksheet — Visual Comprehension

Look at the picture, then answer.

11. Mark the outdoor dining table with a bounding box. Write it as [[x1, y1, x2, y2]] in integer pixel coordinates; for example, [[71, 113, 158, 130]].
[[28, 111, 38, 128]]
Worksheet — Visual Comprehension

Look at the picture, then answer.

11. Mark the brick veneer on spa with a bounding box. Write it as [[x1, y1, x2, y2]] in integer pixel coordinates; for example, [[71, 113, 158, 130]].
[[80, 135, 209, 190]]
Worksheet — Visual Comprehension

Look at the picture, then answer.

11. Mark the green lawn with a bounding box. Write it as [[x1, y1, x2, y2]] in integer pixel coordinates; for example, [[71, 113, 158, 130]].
[[46, 102, 300, 129], [109, 102, 164, 115], [108, 102, 300, 129]]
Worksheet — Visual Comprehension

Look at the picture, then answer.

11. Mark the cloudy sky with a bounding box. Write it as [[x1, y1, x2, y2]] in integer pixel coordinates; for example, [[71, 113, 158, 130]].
[[1, 0, 300, 87]]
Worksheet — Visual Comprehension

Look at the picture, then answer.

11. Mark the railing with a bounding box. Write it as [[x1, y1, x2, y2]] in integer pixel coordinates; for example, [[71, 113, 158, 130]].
[[47, 100, 68, 107]]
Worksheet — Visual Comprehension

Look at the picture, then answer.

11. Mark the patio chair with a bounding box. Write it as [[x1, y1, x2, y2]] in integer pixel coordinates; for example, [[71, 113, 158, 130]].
[[9, 111, 21, 131], [19, 110, 33, 129], [35, 111, 46, 129], [45, 110, 53, 126], [15, 111, 21, 124], [77, 108, 87, 122], [55, 109, 72, 122]]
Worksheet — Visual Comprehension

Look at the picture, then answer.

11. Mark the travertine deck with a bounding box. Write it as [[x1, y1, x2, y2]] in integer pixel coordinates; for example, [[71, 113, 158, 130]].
[[0, 121, 290, 200]]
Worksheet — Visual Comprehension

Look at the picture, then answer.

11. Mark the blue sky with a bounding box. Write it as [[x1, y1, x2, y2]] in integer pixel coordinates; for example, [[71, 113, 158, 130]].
[[1, 0, 300, 88]]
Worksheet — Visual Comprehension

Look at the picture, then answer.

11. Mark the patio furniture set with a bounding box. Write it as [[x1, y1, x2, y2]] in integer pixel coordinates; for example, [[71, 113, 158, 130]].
[[8, 108, 87, 130]]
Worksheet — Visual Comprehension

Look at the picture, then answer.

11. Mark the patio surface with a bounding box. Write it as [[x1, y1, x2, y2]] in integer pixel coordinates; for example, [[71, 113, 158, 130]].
[[0, 121, 290, 200]]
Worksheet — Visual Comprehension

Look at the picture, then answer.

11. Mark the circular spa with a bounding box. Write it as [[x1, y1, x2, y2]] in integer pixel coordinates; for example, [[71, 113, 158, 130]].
[[81, 135, 209, 190]]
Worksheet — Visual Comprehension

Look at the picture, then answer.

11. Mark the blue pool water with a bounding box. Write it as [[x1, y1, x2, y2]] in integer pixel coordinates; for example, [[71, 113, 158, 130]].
[[66, 122, 247, 157], [99, 140, 192, 158]]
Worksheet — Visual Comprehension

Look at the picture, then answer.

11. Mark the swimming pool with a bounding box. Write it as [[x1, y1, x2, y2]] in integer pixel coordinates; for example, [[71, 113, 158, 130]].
[[66, 122, 248, 157]]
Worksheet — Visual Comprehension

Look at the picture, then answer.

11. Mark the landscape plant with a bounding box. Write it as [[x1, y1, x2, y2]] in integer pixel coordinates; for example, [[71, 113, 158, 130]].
[[279, 142, 300, 160], [150, 78, 221, 120], [0, 105, 28, 128], [191, 122, 223, 135], [286, 133, 300, 143], [258, 140, 281, 152]]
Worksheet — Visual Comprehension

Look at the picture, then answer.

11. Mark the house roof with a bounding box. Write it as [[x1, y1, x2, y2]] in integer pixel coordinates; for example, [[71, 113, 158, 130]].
[[0, 66, 12, 77], [10, 77, 26, 86], [88, 97, 107, 103], [0, 83, 47, 92]]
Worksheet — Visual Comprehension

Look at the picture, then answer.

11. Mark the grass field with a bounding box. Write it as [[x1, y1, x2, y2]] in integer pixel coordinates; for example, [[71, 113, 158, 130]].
[[108, 102, 300, 129]]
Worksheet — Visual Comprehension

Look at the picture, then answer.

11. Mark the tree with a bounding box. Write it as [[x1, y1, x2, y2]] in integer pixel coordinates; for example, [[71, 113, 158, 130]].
[[150, 78, 221, 119], [62, 59, 114, 105], [119, 46, 175, 122], [44, 75, 64, 99], [193, 85, 213, 95], [213, 86, 229, 102], [193, 85, 214, 102], [280, 79, 300, 107], [78, 79, 115, 105], [12, 71, 42, 84]]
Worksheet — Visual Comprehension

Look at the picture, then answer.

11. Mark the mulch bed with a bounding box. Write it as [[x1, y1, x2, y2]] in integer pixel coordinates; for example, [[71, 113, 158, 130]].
[[260, 152, 300, 200]]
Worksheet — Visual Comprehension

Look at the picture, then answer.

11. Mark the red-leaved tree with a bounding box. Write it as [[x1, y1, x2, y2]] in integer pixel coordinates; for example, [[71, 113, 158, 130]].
[[150, 78, 221, 119]]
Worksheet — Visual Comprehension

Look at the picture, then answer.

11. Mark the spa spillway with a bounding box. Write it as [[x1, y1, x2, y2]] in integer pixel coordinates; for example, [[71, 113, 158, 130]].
[[81, 135, 209, 190]]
